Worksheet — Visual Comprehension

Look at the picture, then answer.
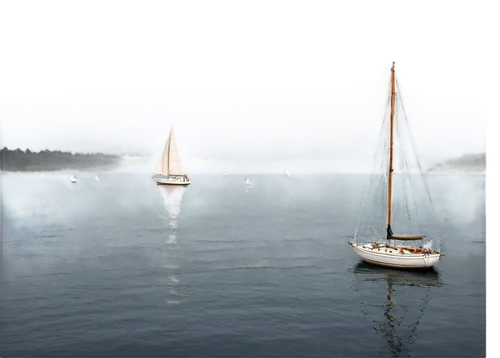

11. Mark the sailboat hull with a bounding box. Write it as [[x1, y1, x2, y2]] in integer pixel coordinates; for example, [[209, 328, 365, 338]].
[[155, 178, 190, 185], [348, 242, 441, 269]]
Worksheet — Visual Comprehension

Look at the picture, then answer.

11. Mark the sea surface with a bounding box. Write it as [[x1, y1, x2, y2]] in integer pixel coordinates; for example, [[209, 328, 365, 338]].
[[1, 173, 485, 357]]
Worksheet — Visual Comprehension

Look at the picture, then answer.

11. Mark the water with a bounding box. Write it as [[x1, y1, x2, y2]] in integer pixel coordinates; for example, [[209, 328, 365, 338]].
[[1, 173, 485, 357]]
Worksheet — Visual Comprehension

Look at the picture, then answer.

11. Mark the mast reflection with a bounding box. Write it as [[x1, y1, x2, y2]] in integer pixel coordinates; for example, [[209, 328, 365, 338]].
[[351, 262, 441, 357]]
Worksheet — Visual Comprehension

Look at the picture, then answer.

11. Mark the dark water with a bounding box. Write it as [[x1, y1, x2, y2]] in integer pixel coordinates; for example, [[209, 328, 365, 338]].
[[1, 173, 485, 357]]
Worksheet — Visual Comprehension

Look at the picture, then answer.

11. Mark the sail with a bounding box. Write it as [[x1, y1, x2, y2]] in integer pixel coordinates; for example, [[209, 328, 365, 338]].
[[155, 136, 170, 175], [155, 128, 185, 176], [168, 128, 186, 175]]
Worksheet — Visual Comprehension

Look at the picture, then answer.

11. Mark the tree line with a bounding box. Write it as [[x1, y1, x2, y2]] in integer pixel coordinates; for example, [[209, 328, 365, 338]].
[[0, 147, 122, 171], [428, 153, 488, 172]]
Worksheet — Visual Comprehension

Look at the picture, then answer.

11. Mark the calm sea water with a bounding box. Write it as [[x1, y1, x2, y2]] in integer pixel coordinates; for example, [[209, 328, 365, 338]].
[[1, 173, 485, 357]]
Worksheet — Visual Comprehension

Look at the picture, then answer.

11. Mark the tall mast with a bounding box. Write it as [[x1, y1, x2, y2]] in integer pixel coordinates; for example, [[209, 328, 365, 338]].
[[387, 62, 396, 240]]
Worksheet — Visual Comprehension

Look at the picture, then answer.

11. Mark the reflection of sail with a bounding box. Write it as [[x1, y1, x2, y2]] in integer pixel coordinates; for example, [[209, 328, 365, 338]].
[[351, 262, 441, 357], [157, 185, 186, 304]]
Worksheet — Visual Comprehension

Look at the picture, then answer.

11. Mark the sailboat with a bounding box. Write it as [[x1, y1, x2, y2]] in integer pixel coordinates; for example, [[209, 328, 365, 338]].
[[284, 169, 291, 179], [153, 127, 191, 185], [348, 63, 443, 269], [70, 174, 77, 183], [245, 177, 252, 186]]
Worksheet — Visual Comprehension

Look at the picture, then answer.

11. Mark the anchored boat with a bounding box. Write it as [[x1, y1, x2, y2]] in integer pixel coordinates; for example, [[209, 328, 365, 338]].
[[153, 127, 190, 186]]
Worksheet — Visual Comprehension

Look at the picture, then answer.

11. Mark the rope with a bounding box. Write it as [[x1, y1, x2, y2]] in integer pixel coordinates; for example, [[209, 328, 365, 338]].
[[353, 79, 389, 242]]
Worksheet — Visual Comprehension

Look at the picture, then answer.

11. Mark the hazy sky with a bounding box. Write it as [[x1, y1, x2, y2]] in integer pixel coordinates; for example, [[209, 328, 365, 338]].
[[2, 67, 487, 171]]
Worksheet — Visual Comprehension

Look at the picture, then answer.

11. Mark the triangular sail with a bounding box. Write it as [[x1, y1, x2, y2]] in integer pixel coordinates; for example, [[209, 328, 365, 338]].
[[155, 128, 185, 176], [155, 135, 171, 175], [167, 130, 184, 175]]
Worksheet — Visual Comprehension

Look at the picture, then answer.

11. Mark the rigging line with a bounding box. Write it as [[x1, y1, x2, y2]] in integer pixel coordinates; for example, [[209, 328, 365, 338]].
[[396, 79, 433, 207], [401, 100, 420, 231], [353, 131, 384, 241], [396, 99, 411, 231], [374, 91, 390, 236], [354, 82, 392, 239], [396, 93, 421, 231]]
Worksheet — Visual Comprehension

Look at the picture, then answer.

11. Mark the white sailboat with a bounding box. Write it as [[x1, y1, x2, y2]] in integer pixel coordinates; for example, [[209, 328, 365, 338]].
[[348, 63, 443, 269], [153, 127, 191, 186], [245, 177, 251, 186], [70, 174, 77, 183], [95, 175, 100, 181], [284, 169, 291, 179]]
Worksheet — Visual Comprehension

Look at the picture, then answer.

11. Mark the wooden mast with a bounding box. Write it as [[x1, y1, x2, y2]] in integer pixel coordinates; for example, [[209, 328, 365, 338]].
[[387, 62, 396, 240], [387, 60, 423, 240]]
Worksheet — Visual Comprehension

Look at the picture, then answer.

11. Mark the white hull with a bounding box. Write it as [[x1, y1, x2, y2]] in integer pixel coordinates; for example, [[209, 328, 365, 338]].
[[155, 178, 190, 185], [348, 242, 442, 269]]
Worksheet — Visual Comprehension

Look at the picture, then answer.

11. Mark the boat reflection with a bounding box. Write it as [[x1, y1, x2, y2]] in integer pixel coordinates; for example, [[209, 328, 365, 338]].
[[157, 185, 186, 304], [350, 262, 441, 357]]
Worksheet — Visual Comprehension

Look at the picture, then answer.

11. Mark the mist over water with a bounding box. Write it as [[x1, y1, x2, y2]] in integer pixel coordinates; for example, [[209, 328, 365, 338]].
[[1, 172, 485, 357]]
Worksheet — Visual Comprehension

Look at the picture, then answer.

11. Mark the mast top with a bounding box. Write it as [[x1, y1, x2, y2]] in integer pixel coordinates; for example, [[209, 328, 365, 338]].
[[390, 59, 399, 71], [392, 62, 395, 71]]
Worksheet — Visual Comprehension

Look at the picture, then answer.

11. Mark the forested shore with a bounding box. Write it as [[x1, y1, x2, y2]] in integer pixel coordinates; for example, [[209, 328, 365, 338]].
[[428, 153, 485, 173], [0, 148, 122, 172]]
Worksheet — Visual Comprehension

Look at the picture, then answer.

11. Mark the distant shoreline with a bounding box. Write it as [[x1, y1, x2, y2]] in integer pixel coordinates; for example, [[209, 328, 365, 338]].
[[427, 153, 485, 174], [0, 148, 122, 172]]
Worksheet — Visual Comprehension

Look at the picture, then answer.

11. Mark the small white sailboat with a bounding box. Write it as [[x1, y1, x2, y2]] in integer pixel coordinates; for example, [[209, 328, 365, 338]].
[[245, 177, 252, 186], [70, 174, 77, 183], [153, 127, 191, 186], [95, 175, 100, 181], [348, 63, 443, 269], [223, 170, 227, 176], [284, 169, 291, 179]]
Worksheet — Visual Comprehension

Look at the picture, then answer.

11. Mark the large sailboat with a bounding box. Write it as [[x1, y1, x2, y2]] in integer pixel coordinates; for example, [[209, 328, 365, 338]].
[[153, 127, 191, 185], [348, 63, 443, 269]]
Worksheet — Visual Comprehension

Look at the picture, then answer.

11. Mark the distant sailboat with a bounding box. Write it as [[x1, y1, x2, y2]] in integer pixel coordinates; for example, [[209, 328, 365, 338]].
[[95, 175, 100, 181], [223, 170, 227, 176], [70, 174, 77, 183], [153, 127, 190, 186], [284, 169, 291, 179], [245, 177, 251, 186]]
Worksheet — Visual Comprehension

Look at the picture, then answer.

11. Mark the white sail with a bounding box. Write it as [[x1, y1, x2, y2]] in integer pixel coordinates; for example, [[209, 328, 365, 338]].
[[155, 128, 185, 176], [155, 139, 169, 175], [167, 129, 184, 175]]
